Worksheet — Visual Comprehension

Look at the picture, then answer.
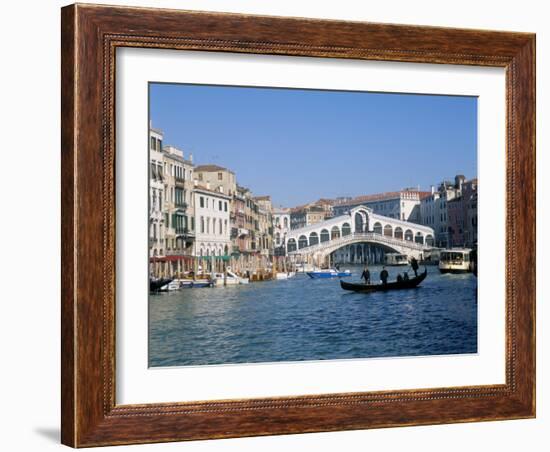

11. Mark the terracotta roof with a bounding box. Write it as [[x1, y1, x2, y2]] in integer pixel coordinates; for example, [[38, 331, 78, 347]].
[[336, 190, 431, 207], [194, 184, 231, 198], [336, 191, 401, 206], [194, 164, 234, 174]]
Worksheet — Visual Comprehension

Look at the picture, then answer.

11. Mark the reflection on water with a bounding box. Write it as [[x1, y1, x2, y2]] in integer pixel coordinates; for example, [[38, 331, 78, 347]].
[[149, 265, 477, 367]]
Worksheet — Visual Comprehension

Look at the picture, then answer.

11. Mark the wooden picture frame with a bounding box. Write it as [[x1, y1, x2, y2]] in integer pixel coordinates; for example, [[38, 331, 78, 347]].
[[61, 3, 535, 447]]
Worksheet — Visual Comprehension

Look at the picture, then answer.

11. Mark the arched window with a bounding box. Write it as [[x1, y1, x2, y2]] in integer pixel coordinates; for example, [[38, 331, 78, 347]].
[[405, 229, 413, 241], [287, 238, 297, 252], [425, 235, 434, 246], [275, 232, 281, 244], [298, 235, 308, 249], [342, 222, 351, 236], [331, 226, 341, 240], [320, 229, 330, 243], [394, 227, 403, 239], [309, 232, 319, 246], [224, 245, 229, 255], [384, 224, 393, 237], [283, 217, 288, 228], [373, 222, 383, 234], [415, 232, 424, 244]]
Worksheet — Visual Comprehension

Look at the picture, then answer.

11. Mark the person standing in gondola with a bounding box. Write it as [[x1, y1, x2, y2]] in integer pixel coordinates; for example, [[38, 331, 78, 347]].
[[380, 267, 389, 285], [410, 257, 419, 277], [361, 266, 370, 284]]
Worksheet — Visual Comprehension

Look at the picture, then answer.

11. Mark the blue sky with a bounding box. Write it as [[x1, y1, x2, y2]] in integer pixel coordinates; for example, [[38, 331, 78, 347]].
[[150, 83, 477, 207]]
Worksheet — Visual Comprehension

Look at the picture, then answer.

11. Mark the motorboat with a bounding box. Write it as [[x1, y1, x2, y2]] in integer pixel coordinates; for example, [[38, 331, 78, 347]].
[[384, 253, 409, 266], [438, 248, 473, 273], [306, 268, 352, 279], [275, 271, 296, 280]]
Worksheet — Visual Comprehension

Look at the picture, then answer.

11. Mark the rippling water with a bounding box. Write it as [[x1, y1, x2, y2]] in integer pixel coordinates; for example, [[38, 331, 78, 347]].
[[149, 265, 477, 367]]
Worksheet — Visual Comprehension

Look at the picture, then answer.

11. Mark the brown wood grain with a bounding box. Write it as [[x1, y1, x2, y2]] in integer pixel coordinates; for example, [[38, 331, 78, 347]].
[[61, 3, 536, 447]]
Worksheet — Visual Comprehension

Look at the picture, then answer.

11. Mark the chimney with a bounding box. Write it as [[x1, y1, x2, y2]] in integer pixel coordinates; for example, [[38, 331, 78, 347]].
[[189, 153, 193, 163], [206, 182, 210, 190], [431, 185, 435, 194]]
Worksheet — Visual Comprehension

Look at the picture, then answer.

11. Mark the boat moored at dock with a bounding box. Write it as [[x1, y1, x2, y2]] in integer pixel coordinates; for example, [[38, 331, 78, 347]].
[[275, 271, 296, 280], [149, 278, 174, 293], [212, 269, 249, 286], [384, 253, 409, 266]]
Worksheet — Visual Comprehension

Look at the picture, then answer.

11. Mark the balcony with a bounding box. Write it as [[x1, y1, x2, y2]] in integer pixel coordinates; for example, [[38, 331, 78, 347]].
[[174, 176, 186, 187], [175, 228, 195, 239], [175, 201, 188, 210]]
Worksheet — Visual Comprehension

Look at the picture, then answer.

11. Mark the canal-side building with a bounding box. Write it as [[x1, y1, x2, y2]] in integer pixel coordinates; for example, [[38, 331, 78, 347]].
[[230, 185, 248, 255], [149, 126, 166, 261], [290, 205, 328, 229], [162, 145, 195, 265], [419, 175, 478, 248], [331, 189, 428, 223], [254, 196, 274, 257], [244, 189, 260, 253], [194, 164, 237, 197], [447, 196, 465, 247], [193, 183, 231, 257], [273, 207, 291, 252], [465, 190, 478, 248]]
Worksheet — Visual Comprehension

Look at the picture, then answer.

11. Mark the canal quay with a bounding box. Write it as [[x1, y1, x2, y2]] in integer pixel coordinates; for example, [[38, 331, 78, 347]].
[[149, 265, 477, 367]]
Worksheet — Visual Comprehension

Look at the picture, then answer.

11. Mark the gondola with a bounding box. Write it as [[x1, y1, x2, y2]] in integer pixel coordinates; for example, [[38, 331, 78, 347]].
[[340, 268, 427, 293], [149, 277, 173, 293]]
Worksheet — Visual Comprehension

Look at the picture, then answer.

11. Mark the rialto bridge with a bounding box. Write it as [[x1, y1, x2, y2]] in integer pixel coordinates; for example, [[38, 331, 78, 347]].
[[285, 205, 435, 262]]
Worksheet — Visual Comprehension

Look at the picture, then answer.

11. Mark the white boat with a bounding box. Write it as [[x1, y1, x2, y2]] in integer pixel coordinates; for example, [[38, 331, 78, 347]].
[[438, 248, 473, 273], [296, 263, 315, 273], [384, 253, 409, 266], [212, 269, 249, 286], [275, 271, 296, 280]]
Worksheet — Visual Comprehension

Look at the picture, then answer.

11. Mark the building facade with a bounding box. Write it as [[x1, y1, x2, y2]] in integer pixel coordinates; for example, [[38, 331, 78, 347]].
[[419, 175, 478, 248], [332, 189, 428, 223], [162, 145, 195, 264], [290, 205, 327, 230], [255, 196, 274, 257], [149, 127, 165, 261], [273, 207, 291, 251], [193, 184, 232, 257]]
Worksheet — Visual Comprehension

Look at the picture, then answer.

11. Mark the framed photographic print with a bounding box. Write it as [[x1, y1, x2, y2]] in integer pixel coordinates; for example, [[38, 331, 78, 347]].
[[61, 3, 536, 447]]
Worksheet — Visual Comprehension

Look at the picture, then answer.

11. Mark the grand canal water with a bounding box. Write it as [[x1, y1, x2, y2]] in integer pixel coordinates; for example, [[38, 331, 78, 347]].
[[149, 265, 477, 367]]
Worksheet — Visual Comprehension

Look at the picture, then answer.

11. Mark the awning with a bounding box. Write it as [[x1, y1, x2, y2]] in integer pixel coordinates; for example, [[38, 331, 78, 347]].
[[149, 255, 193, 263]]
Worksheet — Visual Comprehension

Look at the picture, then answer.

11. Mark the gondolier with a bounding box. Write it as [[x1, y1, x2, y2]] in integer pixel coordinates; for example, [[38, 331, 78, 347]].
[[361, 266, 370, 284], [410, 257, 419, 277], [380, 267, 389, 285]]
